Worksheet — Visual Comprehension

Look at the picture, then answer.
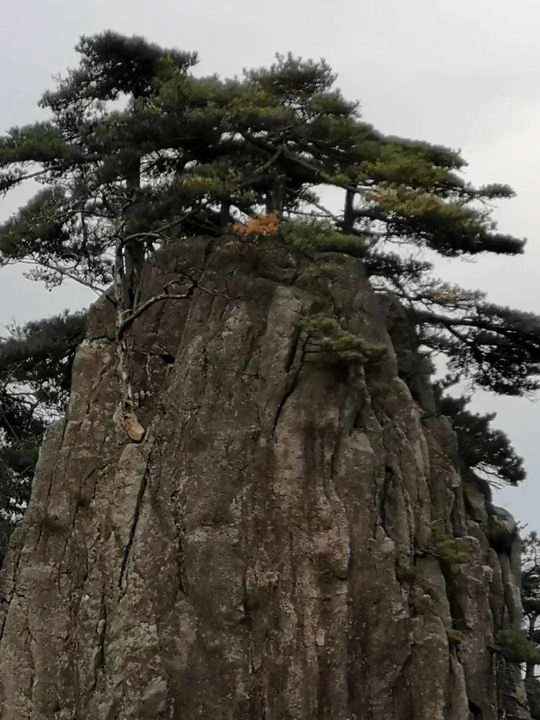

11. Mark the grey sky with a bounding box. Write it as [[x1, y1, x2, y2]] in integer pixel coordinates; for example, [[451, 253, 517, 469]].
[[0, 0, 538, 527]]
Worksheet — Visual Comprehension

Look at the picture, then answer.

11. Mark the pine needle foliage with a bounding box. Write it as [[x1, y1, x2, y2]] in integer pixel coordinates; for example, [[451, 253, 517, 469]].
[[0, 32, 535, 394]]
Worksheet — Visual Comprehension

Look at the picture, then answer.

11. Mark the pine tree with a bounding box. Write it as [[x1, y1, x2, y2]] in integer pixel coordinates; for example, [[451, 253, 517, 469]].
[[369, 264, 540, 396], [436, 393, 525, 486], [0, 32, 537, 464], [0, 31, 538, 570], [0, 35, 536, 396], [0, 312, 85, 562]]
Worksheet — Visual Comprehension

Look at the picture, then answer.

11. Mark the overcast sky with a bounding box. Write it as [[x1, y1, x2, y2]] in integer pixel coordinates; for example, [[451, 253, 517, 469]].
[[0, 0, 538, 528]]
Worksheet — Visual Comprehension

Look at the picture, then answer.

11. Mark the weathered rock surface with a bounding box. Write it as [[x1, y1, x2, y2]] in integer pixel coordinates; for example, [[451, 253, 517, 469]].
[[0, 237, 530, 719]]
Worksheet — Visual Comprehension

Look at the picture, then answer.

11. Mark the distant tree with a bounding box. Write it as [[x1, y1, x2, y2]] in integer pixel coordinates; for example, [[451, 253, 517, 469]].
[[0, 312, 85, 563]]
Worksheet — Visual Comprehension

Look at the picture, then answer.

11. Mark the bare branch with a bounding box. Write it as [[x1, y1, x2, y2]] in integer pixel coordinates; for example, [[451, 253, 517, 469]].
[[118, 288, 194, 336], [117, 274, 233, 337], [13, 258, 108, 296]]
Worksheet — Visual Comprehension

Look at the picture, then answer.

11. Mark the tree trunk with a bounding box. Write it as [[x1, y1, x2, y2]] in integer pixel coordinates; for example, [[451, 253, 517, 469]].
[[343, 187, 355, 232], [123, 154, 144, 311]]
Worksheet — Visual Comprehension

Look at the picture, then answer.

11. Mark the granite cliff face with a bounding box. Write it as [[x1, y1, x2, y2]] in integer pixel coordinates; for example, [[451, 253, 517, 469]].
[[0, 238, 530, 719]]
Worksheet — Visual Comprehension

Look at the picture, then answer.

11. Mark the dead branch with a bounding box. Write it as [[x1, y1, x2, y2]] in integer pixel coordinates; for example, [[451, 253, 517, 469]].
[[117, 274, 232, 337]]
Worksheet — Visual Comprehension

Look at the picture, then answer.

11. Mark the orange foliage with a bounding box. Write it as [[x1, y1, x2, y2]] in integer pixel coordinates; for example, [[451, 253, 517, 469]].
[[429, 290, 463, 304], [231, 213, 280, 238]]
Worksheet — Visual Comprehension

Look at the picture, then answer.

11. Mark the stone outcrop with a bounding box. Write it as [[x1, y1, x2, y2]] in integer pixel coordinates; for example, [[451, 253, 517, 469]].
[[0, 237, 530, 719]]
